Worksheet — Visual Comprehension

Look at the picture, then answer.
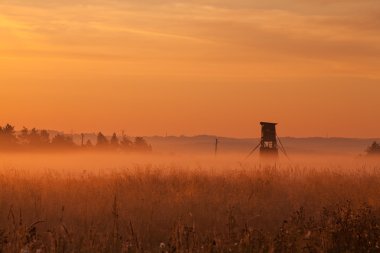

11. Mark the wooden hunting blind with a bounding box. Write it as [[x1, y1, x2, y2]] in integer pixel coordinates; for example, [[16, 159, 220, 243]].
[[260, 122, 278, 157], [246, 121, 288, 160]]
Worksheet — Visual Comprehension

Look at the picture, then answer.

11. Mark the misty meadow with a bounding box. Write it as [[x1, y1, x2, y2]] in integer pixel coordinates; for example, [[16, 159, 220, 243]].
[[1, 155, 380, 253], [2, 0, 380, 252]]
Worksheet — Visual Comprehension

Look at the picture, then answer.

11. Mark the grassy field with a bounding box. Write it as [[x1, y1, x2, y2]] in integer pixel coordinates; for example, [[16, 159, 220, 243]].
[[0, 154, 380, 252]]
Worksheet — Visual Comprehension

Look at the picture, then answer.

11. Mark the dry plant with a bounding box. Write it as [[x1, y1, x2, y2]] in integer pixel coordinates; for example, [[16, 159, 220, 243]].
[[0, 161, 380, 252]]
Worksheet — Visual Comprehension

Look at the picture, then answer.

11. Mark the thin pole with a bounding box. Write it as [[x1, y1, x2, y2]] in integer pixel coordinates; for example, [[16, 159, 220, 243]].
[[215, 138, 218, 156], [81, 133, 84, 146]]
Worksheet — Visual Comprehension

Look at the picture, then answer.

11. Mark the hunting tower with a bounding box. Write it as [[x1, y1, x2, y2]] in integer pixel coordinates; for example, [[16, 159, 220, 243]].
[[260, 122, 278, 157]]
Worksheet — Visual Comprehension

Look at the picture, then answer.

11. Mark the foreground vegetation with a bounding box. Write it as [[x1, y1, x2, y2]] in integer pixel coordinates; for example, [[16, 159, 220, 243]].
[[1, 162, 380, 252]]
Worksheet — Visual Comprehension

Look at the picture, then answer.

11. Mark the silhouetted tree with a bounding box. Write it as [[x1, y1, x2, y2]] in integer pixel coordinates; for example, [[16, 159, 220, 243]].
[[0, 124, 17, 149], [18, 127, 29, 144], [133, 137, 152, 152], [39, 130, 50, 145], [51, 134, 75, 148], [120, 134, 132, 150], [96, 132, 108, 147], [367, 141, 380, 155], [110, 133, 119, 148], [28, 128, 40, 146], [0, 123, 153, 153], [1, 124, 15, 136], [25, 128, 51, 148]]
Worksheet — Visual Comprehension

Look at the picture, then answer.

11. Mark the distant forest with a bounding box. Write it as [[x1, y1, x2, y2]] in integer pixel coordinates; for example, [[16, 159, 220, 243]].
[[0, 123, 152, 152]]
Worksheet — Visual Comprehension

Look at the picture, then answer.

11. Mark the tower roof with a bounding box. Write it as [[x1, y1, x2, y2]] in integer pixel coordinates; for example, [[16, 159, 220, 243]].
[[260, 122, 277, 126]]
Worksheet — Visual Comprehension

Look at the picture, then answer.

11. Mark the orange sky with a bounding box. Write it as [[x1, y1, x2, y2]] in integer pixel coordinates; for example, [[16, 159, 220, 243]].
[[1, 0, 380, 138]]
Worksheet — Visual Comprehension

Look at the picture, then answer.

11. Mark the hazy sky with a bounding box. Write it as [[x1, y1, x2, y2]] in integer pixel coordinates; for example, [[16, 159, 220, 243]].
[[1, 0, 380, 137]]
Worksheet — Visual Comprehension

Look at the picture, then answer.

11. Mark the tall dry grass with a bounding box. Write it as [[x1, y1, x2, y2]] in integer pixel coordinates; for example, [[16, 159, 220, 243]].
[[0, 156, 380, 252]]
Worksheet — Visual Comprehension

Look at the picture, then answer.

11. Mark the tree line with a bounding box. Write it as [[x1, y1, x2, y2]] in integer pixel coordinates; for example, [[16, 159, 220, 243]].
[[0, 123, 152, 152]]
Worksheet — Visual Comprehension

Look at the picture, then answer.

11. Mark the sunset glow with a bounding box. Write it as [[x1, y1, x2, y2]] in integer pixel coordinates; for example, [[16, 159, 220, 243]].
[[1, 0, 380, 137], [2, 2, 380, 252]]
